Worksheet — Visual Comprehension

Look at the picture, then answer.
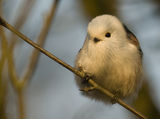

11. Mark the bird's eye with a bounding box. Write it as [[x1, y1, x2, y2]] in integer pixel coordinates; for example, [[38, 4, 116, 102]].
[[105, 32, 111, 38]]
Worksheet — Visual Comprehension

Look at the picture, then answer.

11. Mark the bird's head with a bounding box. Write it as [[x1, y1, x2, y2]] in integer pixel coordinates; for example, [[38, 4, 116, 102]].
[[88, 15, 127, 44]]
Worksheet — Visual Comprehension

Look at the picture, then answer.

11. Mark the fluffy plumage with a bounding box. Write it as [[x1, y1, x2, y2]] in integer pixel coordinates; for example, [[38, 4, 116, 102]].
[[75, 15, 143, 104]]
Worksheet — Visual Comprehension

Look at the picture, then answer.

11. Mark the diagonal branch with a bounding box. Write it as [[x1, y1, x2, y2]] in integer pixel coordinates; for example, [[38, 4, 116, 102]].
[[22, 0, 59, 84], [0, 16, 147, 119]]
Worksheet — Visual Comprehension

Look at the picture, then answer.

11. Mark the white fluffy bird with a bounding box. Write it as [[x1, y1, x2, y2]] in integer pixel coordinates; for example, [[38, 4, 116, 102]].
[[75, 15, 143, 104]]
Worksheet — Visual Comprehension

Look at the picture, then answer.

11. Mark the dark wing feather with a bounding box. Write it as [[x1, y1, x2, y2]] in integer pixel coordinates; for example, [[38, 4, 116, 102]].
[[123, 24, 143, 57]]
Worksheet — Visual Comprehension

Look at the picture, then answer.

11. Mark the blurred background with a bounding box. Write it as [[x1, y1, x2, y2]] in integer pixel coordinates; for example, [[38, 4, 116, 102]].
[[0, 0, 160, 119]]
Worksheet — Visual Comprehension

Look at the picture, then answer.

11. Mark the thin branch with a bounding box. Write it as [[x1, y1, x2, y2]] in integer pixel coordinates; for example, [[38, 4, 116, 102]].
[[0, 3, 8, 119], [3, 0, 36, 89], [0, 27, 8, 119], [13, 0, 35, 29], [0, 26, 18, 89], [0, 16, 147, 119], [0, 0, 7, 81], [22, 0, 59, 84], [9, 0, 36, 50], [0, 21, 19, 90], [0, 27, 7, 78], [0, 1, 35, 119], [7, 46, 22, 89], [17, 90, 25, 119], [6, 0, 36, 90]]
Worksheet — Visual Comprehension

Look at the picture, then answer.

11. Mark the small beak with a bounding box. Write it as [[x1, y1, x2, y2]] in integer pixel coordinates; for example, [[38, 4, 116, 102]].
[[93, 37, 102, 43]]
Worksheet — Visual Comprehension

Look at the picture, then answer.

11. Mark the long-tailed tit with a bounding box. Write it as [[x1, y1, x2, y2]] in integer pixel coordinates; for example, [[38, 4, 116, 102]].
[[75, 15, 143, 104]]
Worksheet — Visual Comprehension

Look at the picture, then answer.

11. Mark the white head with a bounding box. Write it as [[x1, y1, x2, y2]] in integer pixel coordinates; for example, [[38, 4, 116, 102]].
[[87, 15, 129, 46], [84, 15, 141, 58]]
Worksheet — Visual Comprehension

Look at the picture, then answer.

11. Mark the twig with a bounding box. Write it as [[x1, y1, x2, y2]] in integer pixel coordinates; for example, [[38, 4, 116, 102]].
[[0, 27, 8, 119], [17, 90, 25, 119], [0, 25, 20, 90], [0, 27, 7, 78], [0, 3, 8, 119], [0, 20, 19, 90], [4, 0, 36, 89], [22, 0, 59, 84], [0, 16, 147, 119], [0, 24, 18, 89], [9, 0, 36, 50], [0, 1, 7, 82], [0, 1, 35, 119], [13, 0, 35, 29]]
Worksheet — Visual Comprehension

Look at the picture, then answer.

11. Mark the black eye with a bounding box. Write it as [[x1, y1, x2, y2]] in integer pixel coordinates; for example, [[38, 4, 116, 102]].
[[105, 32, 111, 37]]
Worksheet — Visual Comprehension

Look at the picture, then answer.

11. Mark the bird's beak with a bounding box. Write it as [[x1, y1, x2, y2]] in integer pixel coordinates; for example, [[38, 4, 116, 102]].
[[93, 37, 102, 43]]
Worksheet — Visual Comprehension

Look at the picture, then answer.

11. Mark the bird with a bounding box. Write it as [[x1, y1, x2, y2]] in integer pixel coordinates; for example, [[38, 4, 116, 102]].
[[74, 14, 143, 104]]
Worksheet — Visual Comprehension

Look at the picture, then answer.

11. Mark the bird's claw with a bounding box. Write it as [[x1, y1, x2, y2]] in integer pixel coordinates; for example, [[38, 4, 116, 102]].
[[111, 93, 119, 104], [82, 72, 93, 84], [80, 86, 95, 92]]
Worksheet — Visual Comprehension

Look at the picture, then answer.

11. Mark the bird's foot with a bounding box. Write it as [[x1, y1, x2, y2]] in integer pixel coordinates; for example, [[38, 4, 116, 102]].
[[111, 93, 120, 104], [80, 86, 95, 92], [82, 72, 94, 84], [78, 66, 94, 84]]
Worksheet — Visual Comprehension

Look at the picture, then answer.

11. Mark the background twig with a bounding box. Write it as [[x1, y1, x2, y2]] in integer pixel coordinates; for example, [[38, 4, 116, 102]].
[[9, 0, 36, 50], [0, 26, 8, 119], [0, 1, 59, 119], [0, 2, 8, 118], [22, 0, 59, 85]]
